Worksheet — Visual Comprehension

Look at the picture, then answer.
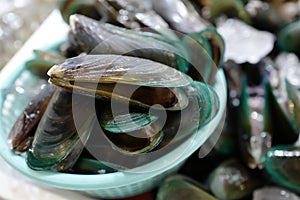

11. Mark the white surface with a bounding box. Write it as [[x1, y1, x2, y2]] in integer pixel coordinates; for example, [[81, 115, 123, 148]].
[[0, 156, 96, 200]]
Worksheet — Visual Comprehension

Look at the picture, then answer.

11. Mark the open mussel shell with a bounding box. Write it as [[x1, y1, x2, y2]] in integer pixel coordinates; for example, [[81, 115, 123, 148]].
[[208, 159, 260, 200], [264, 145, 300, 193], [69, 14, 190, 73], [48, 54, 192, 111], [152, 0, 212, 34], [157, 174, 217, 200], [26, 89, 95, 172]]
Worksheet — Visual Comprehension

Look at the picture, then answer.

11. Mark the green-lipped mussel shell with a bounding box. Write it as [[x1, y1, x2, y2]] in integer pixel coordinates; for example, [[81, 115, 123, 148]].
[[8, 84, 56, 153], [183, 28, 225, 84], [247, 1, 287, 33], [278, 20, 300, 55], [152, 0, 212, 34], [69, 14, 190, 73], [264, 82, 299, 145], [157, 174, 217, 200], [59, 0, 101, 23], [208, 159, 260, 200], [183, 32, 213, 83], [94, 0, 178, 39], [265, 145, 300, 193], [100, 109, 159, 134], [209, 0, 251, 24], [285, 77, 300, 130], [98, 101, 164, 154], [25, 50, 65, 79], [48, 54, 192, 111], [26, 89, 95, 171], [72, 81, 219, 168]]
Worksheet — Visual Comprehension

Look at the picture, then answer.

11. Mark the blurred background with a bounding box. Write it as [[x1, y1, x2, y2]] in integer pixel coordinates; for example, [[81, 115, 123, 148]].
[[0, 0, 57, 69]]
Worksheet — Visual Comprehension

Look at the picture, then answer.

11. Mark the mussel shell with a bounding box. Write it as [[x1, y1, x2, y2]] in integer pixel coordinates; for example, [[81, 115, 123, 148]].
[[208, 159, 260, 200], [184, 28, 225, 84], [26, 89, 95, 171], [48, 54, 192, 110], [25, 50, 65, 79], [59, 0, 101, 23], [246, 0, 288, 33], [157, 175, 217, 200], [183, 32, 213, 83], [8, 84, 56, 153], [253, 186, 300, 200], [152, 0, 212, 34], [94, 0, 177, 38], [285, 74, 300, 130], [74, 81, 219, 169], [69, 14, 190, 72], [264, 145, 300, 193], [264, 82, 299, 145], [97, 100, 164, 154], [278, 20, 300, 55], [209, 0, 251, 24]]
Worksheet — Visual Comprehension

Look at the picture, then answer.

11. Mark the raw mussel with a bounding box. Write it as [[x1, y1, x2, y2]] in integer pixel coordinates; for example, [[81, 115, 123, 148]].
[[10, 54, 219, 172], [152, 0, 212, 34], [264, 145, 300, 193], [48, 54, 192, 110], [157, 174, 218, 200], [69, 14, 190, 73]]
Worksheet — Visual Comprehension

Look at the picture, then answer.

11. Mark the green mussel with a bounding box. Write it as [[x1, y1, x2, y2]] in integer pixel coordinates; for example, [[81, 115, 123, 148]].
[[265, 145, 300, 193]]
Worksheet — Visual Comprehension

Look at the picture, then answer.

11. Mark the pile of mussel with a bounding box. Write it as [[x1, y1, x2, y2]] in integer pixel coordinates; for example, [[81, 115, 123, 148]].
[[6, 0, 300, 199]]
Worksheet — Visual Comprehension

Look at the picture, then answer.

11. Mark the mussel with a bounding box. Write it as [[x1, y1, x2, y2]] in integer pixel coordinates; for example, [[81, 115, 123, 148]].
[[208, 159, 260, 200], [8, 84, 56, 154], [278, 20, 300, 57], [183, 28, 225, 84], [10, 54, 219, 172], [157, 174, 218, 200], [69, 14, 190, 73], [48, 54, 192, 110], [208, 0, 251, 24], [152, 0, 212, 34], [25, 49, 66, 79], [253, 186, 300, 200], [264, 145, 300, 193], [26, 88, 96, 171], [94, 0, 178, 38]]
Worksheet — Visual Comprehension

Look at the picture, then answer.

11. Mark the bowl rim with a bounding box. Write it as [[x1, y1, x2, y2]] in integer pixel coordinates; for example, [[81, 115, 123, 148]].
[[0, 10, 227, 190]]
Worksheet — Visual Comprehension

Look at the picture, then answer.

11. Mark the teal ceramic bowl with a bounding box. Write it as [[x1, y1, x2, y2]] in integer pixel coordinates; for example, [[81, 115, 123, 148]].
[[0, 10, 227, 199]]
